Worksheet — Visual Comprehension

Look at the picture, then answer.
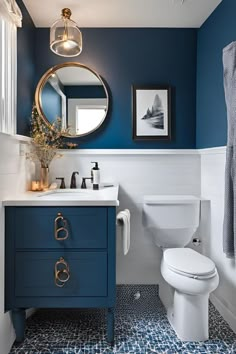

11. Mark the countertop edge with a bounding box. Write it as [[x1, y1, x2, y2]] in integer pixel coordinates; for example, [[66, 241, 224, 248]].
[[3, 200, 119, 207]]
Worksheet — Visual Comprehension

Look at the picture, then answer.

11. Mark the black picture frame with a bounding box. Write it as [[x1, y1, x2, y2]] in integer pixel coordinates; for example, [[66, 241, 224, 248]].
[[132, 85, 171, 141]]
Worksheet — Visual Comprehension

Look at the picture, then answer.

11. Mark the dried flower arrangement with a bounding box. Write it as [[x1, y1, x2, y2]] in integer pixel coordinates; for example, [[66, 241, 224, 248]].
[[28, 105, 78, 165], [27, 105, 78, 190], [28, 105, 65, 168]]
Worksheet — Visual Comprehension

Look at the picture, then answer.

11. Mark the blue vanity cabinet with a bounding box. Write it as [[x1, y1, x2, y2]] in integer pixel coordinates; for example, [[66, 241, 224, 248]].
[[5, 206, 116, 344]]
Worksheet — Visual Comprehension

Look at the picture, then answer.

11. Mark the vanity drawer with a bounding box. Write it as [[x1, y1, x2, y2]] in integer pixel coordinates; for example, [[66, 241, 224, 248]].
[[15, 251, 107, 297], [13, 207, 107, 249]]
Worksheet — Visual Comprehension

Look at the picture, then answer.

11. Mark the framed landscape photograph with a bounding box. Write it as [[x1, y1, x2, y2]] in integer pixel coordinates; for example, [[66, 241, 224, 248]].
[[132, 85, 171, 140]]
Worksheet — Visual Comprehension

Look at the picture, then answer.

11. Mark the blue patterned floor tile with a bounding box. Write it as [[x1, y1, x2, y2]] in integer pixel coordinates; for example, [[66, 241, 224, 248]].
[[9, 285, 236, 354]]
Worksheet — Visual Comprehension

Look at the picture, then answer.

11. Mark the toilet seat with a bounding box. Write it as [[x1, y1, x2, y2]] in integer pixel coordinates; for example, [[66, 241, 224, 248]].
[[163, 248, 217, 280]]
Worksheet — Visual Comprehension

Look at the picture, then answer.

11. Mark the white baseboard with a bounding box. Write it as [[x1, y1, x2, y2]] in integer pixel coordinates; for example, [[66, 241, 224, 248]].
[[210, 293, 236, 334]]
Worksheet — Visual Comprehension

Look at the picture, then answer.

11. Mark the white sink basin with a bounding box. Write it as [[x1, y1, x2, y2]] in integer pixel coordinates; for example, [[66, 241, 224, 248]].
[[37, 189, 95, 199]]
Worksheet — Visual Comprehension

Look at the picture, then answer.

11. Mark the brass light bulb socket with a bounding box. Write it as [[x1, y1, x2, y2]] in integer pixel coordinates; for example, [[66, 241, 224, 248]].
[[61, 8, 72, 19]]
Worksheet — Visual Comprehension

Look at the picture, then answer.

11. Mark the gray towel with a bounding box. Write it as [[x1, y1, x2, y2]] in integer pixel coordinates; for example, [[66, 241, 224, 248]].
[[223, 42, 236, 258]]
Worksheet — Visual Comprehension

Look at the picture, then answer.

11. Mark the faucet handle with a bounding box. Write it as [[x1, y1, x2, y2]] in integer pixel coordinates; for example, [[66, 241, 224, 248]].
[[81, 177, 92, 189], [72, 171, 79, 176], [56, 177, 66, 189]]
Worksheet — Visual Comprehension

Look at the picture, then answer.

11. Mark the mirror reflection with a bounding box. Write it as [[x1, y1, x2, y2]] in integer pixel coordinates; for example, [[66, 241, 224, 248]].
[[35, 63, 109, 137]]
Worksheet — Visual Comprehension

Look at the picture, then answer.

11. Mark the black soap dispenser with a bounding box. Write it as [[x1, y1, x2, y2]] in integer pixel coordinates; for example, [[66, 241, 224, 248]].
[[91, 162, 100, 190]]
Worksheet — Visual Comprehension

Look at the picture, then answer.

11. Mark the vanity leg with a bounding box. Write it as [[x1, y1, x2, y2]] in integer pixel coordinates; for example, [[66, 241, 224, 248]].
[[107, 307, 114, 345], [11, 309, 26, 342]]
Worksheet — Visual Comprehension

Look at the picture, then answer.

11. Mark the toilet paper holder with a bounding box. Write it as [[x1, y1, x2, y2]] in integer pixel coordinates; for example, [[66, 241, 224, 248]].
[[192, 238, 201, 246]]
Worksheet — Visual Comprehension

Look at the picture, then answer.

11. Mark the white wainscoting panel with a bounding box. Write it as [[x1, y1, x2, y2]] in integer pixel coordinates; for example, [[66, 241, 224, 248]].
[[50, 153, 201, 285], [201, 147, 236, 333]]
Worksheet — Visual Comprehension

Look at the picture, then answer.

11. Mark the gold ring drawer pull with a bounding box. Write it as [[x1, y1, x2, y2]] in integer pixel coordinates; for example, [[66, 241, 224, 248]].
[[54, 257, 70, 287], [55, 269, 70, 287], [54, 213, 69, 241]]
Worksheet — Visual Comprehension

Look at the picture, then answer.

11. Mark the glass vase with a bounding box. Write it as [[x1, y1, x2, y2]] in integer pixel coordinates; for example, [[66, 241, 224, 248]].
[[40, 166, 49, 190]]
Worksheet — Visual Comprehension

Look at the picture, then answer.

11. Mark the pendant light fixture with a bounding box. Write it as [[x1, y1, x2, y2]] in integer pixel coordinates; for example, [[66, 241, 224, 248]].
[[50, 8, 82, 57]]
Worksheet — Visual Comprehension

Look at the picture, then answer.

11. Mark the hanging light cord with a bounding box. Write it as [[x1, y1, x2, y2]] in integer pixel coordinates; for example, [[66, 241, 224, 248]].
[[62, 8, 71, 41], [63, 18, 68, 41]]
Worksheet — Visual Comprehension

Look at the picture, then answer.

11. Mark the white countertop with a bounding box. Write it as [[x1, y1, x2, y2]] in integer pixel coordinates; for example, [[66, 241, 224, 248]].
[[3, 184, 119, 207]]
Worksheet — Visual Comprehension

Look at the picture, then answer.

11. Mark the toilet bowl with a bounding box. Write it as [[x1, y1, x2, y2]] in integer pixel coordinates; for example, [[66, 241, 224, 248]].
[[143, 195, 219, 341], [161, 248, 219, 341]]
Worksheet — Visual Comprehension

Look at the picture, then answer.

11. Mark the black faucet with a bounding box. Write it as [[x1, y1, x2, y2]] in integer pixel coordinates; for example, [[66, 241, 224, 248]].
[[70, 171, 79, 189]]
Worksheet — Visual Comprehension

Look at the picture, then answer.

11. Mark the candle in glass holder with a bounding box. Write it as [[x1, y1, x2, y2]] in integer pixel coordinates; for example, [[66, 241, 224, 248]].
[[31, 180, 40, 191]]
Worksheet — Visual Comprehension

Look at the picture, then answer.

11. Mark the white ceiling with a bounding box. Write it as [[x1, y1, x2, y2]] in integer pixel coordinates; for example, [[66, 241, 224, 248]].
[[56, 67, 101, 86], [22, 0, 222, 28]]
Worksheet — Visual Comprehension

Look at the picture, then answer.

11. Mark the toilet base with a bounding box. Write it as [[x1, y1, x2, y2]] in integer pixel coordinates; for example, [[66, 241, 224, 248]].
[[168, 290, 209, 341], [159, 278, 209, 342]]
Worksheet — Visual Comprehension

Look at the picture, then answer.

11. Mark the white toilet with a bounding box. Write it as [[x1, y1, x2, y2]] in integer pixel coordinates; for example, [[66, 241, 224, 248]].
[[143, 195, 219, 342]]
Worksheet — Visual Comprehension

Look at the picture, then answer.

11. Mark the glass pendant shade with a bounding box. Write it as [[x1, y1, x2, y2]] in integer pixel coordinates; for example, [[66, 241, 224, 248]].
[[50, 8, 82, 57]]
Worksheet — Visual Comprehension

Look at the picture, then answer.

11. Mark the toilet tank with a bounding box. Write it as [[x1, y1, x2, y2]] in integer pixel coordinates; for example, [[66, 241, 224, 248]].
[[143, 195, 200, 248]]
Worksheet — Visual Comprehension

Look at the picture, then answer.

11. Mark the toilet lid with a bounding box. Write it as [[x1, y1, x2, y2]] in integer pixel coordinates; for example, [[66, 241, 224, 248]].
[[164, 248, 216, 277]]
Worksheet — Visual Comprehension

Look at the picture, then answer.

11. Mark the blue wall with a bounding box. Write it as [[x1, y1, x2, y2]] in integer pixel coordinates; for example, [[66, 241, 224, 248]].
[[16, 1, 234, 149], [16, 8, 197, 148], [17, 0, 36, 136], [32, 28, 197, 149], [64, 86, 106, 99], [196, 0, 236, 148]]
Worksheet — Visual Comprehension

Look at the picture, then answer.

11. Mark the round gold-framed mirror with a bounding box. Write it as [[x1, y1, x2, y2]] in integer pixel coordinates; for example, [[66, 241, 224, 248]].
[[35, 62, 109, 138]]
